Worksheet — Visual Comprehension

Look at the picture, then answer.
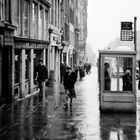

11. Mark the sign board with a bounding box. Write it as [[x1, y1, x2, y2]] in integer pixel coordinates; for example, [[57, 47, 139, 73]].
[[121, 30, 133, 41], [121, 22, 132, 30], [121, 21, 133, 41]]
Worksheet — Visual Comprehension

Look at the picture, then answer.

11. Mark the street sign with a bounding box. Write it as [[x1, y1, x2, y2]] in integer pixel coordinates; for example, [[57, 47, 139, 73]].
[[121, 22, 132, 30], [121, 22, 133, 41]]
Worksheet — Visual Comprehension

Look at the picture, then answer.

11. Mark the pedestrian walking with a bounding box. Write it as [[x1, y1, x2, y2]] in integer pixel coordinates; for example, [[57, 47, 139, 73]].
[[79, 61, 85, 80], [64, 66, 77, 106], [35, 59, 48, 97]]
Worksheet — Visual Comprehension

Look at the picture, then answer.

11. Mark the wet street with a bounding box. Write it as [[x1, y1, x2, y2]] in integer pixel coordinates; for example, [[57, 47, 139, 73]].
[[0, 66, 140, 140]]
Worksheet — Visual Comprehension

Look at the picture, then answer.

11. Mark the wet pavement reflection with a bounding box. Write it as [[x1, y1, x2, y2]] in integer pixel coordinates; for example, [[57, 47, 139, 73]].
[[0, 66, 139, 140]]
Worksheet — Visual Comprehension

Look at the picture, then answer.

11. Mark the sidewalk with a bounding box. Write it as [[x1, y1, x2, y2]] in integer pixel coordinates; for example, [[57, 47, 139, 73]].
[[0, 69, 138, 140]]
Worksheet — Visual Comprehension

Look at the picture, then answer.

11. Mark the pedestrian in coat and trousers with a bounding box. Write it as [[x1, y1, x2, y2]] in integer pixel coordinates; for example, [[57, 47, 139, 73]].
[[35, 59, 48, 97], [64, 67, 77, 106]]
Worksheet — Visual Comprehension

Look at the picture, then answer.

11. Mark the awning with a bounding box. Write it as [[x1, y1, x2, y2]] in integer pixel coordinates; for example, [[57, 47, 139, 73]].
[[62, 46, 68, 53]]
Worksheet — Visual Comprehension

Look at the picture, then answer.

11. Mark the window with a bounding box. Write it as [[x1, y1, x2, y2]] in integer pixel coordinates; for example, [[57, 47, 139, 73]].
[[14, 0, 22, 36], [32, 2, 38, 39], [0, 0, 5, 21], [50, 0, 54, 25], [25, 50, 30, 80], [23, 1, 29, 37], [39, 6, 43, 40], [64, 23, 69, 41], [55, 0, 57, 26], [44, 10, 48, 40], [104, 56, 133, 92], [5, 0, 10, 22], [15, 49, 21, 83]]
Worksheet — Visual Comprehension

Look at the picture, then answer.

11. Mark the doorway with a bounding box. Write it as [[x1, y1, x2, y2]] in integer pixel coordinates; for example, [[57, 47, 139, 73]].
[[2, 47, 12, 102]]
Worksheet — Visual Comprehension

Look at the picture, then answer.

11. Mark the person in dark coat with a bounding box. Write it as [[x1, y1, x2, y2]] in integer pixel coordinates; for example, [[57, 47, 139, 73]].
[[64, 67, 77, 106], [79, 61, 85, 80], [122, 70, 132, 91], [104, 63, 111, 90], [35, 59, 48, 97]]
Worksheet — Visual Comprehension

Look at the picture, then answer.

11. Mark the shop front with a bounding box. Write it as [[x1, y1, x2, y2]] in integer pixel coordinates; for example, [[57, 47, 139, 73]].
[[50, 33, 62, 83], [14, 37, 49, 100]]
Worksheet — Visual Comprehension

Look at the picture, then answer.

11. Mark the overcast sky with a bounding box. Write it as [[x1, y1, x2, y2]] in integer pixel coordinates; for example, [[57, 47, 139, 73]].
[[87, 0, 140, 54]]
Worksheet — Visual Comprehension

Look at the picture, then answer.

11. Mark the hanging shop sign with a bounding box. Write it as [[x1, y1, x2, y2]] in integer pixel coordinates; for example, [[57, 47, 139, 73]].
[[51, 34, 61, 46]]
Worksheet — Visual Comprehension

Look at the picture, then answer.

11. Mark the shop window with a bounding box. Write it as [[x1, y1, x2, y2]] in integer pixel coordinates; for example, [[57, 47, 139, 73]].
[[46, 49, 48, 68], [23, 0, 29, 37], [33, 50, 43, 84], [32, 2, 38, 39], [25, 50, 30, 80], [15, 49, 21, 83], [104, 56, 133, 92]]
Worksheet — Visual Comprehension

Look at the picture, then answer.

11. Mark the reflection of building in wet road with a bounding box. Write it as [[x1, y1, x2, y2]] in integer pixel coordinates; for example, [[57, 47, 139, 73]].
[[0, 66, 139, 139]]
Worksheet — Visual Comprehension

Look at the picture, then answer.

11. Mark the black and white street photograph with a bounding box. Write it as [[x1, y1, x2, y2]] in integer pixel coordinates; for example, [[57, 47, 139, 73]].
[[0, 0, 140, 139]]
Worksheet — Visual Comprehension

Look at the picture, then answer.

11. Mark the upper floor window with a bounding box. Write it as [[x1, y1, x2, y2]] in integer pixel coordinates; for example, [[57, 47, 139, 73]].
[[44, 10, 48, 40], [5, 0, 10, 22], [64, 23, 69, 41], [50, 0, 53, 25], [0, 0, 5, 21], [23, 1, 29, 37], [0, 0, 11, 22], [39, 6, 43, 40], [32, 2, 38, 39], [14, 0, 22, 36]]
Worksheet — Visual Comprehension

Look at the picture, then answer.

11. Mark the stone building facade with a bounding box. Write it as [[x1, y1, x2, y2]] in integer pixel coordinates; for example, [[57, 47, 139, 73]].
[[0, 0, 51, 103], [77, 0, 88, 64], [0, 0, 88, 104]]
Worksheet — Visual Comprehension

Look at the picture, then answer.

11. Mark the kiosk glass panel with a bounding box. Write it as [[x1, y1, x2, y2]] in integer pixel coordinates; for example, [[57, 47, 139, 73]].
[[104, 56, 133, 92]]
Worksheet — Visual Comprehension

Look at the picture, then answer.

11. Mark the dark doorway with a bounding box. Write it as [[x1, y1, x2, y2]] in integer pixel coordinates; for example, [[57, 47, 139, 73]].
[[2, 47, 12, 103]]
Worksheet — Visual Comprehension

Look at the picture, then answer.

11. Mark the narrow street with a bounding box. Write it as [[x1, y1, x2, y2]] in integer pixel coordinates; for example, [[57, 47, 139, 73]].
[[0, 66, 139, 140]]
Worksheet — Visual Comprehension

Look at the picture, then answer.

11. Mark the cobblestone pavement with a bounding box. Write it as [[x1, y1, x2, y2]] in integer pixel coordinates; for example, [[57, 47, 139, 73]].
[[0, 67, 139, 140]]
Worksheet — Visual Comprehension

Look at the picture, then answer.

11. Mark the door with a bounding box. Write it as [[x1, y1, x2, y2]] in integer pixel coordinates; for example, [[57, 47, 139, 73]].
[[2, 47, 12, 102]]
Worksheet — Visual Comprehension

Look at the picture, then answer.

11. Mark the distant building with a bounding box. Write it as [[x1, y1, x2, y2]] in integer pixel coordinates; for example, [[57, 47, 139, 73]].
[[85, 44, 96, 66], [77, 0, 88, 64]]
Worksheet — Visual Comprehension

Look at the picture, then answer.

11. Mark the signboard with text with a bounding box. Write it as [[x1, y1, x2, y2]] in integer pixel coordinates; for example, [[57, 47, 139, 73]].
[[121, 22, 133, 41], [121, 22, 132, 30]]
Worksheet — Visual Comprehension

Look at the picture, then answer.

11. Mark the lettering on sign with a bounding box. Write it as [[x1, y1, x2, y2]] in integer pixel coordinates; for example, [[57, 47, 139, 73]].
[[15, 43, 46, 49], [121, 22, 132, 30]]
